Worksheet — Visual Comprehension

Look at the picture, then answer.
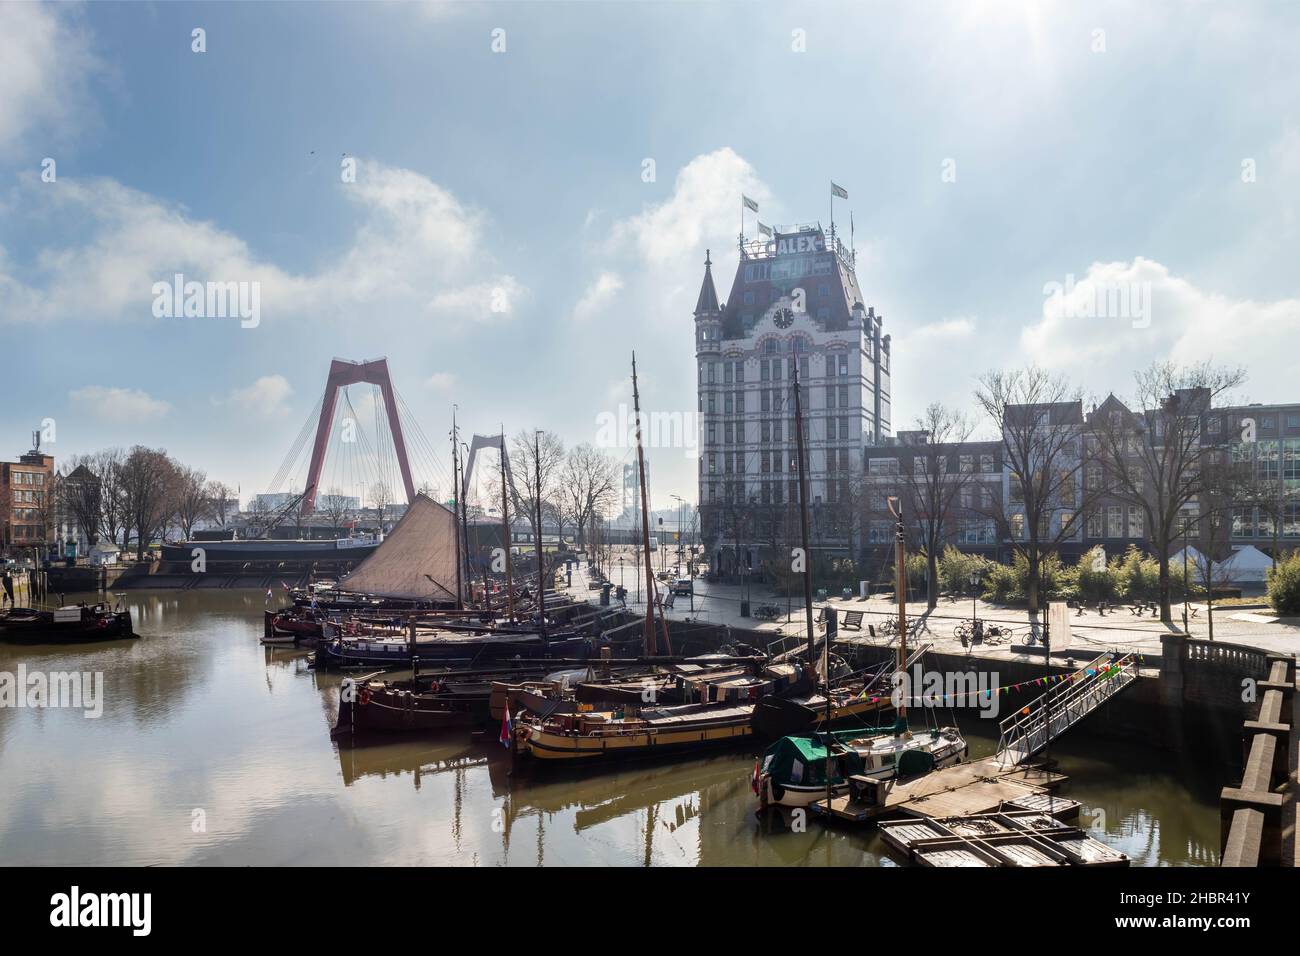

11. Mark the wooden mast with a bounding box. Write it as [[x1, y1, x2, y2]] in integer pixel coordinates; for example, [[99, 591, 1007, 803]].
[[499, 428, 514, 622], [889, 495, 907, 732], [533, 430, 546, 640], [632, 352, 657, 656], [450, 407, 464, 610], [791, 358, 816, 669]]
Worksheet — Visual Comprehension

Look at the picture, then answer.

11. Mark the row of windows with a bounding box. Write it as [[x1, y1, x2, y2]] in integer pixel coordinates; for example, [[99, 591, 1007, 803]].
[[704, 445, 854, 475], [1209, 414, 1300, 434], [8, 489, 44, 504], [867, 454, 997, 477], [6, 471, 45, 486], [707, 419, 865, 445], [1233, 505, 1300, 538], [704, 480, 851, 509]]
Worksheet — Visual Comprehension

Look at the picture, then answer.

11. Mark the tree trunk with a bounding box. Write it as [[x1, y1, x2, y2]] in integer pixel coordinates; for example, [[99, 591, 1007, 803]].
[[926, 550, 939, 610], [1157, 553, 1172, 624], [1026, 549, 1040, 614]]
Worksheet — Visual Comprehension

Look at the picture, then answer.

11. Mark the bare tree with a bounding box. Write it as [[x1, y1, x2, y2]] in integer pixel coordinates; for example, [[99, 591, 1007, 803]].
[[896, 404, 981, 609], [367, 481, 392, 534], [59, 455, 103, 549], [205, 480, 236, 529], [120, 447, 180, 561], [319, 486, 352, 536], [93, 448, 129, 549], [509, 429, 565, 542], [30, 470, 59, 557], [173, 466, 210, 539], [1091, 361, 1246, 623], [557, 443, 619, 550], [975, 367, 1100, 614]]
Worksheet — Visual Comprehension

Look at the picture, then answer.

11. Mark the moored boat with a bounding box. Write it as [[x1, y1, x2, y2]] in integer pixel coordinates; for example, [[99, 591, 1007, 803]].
[[0, 603, 136, 644]]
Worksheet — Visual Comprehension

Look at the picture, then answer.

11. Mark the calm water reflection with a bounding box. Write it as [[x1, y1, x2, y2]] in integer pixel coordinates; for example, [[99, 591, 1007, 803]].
[[0, 590, 1221, 866]]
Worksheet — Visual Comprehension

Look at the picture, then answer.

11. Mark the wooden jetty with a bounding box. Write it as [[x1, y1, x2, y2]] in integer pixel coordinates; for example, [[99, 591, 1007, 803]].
[[809, 754, 1066, 824], [878, 810, 1129, 867]]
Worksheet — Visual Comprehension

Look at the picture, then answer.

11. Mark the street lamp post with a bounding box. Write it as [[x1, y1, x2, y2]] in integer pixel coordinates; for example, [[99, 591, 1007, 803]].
[[1181, 515, 1191, 634], [969, 571, 981, 638]]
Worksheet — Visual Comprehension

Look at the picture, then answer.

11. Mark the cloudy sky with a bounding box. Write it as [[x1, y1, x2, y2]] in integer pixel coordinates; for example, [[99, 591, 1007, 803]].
[[2, 1, 1298, 509]]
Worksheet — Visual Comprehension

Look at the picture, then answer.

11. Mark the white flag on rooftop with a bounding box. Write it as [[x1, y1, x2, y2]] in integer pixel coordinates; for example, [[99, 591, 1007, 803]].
[[831, 182, 848, 199], [742, 195, 759, 212]]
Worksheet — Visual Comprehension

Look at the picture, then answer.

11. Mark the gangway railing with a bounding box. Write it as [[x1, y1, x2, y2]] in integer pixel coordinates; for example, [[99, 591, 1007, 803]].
[[995, 653, 1139, 768]]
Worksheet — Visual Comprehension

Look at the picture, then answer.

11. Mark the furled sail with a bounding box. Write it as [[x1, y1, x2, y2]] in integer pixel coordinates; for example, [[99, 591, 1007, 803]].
[[337, 494, 458, 601]]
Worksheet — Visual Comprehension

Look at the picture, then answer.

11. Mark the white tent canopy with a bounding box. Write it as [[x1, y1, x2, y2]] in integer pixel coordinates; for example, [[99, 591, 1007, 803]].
[[337, 494, 459, 601], [1169, 544, 1273, 584], [1220, 545, 1274, 584]]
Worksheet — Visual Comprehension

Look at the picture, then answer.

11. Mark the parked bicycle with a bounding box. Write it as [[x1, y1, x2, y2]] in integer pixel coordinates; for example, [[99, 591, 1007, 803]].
[[955, 618, 1016, 648]]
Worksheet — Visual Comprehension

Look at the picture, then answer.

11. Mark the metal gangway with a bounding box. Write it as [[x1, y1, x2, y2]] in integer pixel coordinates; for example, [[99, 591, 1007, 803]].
[[995, 653, 1140, 768]]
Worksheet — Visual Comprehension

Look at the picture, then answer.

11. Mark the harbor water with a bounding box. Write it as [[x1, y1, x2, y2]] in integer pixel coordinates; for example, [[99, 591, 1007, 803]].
[[0, 591, 1223, 866]]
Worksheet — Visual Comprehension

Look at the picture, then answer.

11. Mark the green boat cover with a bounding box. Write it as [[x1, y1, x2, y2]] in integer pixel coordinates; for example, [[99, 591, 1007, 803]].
[[760, 723, 904, 788]]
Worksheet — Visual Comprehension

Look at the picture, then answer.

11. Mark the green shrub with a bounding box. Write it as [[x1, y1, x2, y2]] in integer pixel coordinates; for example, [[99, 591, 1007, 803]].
[[981, 551, 1071, 604], [1073, 546, 1117, 603], [1266, 551, 1300, 615], [937, 546, 995, 596], [1112, 545, 1160, 602]]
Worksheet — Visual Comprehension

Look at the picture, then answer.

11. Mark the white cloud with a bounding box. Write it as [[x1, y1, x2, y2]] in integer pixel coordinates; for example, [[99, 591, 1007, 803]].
[[223, 375, 293, 417], [1020, 257, 1300, 399], [425, 371, 456, 390], [425, 275, 525, 322], [0, 5, 100, 154], [69, 386, 170, 424], [571, 272, 623, 324], [913, 316, 976, 339], [0, 160, 525, 328], [607, 147, 769, 266]]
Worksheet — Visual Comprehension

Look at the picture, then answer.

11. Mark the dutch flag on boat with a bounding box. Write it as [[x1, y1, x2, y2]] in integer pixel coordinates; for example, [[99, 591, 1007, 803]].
[[499, 704, 512, 749]]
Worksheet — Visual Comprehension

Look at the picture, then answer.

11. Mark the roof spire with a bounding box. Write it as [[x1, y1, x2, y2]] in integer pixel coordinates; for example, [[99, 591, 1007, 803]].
[[694, 250, 719, 316]]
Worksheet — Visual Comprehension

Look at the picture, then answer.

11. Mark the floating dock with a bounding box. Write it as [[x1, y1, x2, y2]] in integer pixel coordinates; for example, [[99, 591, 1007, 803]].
[[878, 809, 1129, 867], [809, 755, 1067, 823]]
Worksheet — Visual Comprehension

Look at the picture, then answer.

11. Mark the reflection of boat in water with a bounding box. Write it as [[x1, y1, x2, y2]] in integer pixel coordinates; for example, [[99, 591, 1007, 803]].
[[0, 602, 136, 644], [334, 737, 489, 788]]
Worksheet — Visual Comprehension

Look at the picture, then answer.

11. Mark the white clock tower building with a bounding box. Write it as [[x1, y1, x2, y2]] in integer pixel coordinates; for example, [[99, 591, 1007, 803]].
[[695, 225, 891, 579]]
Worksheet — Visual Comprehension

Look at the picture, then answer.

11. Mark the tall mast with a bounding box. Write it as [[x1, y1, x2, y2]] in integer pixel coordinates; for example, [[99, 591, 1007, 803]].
[[459, 442, 472, 609], [632, 352, 658, 656], [792, 359, 816, 668], [450, 407, 464, 610], [499, 428, 514, 622], [533, 429, 546, 639], [889, 495, 907, 731]]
